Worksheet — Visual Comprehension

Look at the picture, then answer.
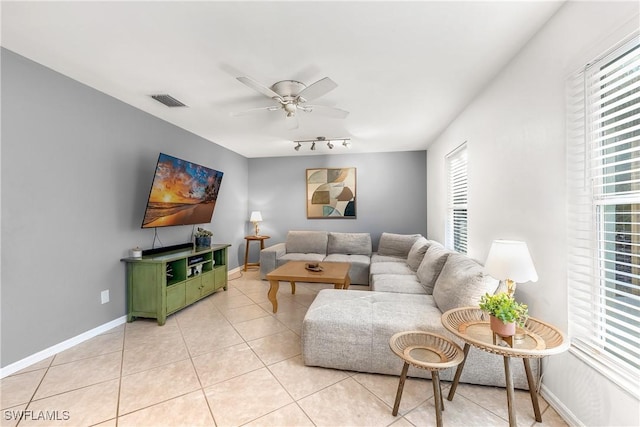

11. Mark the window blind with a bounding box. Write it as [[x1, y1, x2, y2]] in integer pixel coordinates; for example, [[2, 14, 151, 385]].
[[447, 143, 468, 254], [567, 35, 640, 395]]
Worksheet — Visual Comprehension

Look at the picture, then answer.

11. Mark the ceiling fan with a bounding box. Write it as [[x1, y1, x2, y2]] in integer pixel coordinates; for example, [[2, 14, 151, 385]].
[[233, 76, 349, 120]]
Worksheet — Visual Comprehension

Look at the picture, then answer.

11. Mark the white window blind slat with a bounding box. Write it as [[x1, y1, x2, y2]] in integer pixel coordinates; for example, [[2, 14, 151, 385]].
[[567, 35, 640, 396], [446, 143, 468, 254]]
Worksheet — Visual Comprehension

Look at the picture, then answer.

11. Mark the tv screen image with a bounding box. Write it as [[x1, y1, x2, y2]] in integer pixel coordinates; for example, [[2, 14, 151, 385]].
[[141, 153, 224, 228]]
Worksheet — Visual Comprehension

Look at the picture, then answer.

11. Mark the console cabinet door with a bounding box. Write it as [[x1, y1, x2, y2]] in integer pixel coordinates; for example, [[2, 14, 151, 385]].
[[166, 283, 186, 314], [185, 276, 202, 305]]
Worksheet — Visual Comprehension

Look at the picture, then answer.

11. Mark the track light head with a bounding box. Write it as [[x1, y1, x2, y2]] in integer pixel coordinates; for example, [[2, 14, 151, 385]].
[[294, 142, 301, 151], [327, 141, 334, 149], [311, 142, 316, 151], [342, 140, 351, 149]]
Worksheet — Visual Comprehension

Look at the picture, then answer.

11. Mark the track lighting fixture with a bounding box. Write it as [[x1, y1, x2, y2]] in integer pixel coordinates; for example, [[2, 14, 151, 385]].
[[292, 137, 351, 152]]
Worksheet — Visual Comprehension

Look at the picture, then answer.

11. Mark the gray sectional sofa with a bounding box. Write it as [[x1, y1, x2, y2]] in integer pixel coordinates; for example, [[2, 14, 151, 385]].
[[261, 231, 535, 389], [260, 231, 373, 285]]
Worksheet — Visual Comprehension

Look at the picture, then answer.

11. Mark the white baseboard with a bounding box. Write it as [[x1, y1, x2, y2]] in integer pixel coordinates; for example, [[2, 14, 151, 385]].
[[1, 269, 243, 379], [0, 315, 127, 379], [540, 383, 584, 427]]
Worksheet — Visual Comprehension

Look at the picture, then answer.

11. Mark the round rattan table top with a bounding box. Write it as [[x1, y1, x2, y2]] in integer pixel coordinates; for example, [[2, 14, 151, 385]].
[[389, 331, 465, 371], [441, 307, 569, 358]]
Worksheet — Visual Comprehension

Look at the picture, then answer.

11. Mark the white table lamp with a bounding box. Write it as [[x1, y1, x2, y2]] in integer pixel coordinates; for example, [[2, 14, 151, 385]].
[[484, 240, 538, 296], [250, 211, 262, 236]]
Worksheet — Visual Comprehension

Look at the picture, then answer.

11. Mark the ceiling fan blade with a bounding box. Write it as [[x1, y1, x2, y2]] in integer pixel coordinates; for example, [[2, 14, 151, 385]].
[[236, 76, 282, 100], [230, 105, 281, 117], [297, 77, 338, 102], [304, 104, 350, 119]]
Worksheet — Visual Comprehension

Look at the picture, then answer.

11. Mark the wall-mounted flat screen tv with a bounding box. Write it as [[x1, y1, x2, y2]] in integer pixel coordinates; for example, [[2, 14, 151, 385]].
[[141, 153, 224, 228]]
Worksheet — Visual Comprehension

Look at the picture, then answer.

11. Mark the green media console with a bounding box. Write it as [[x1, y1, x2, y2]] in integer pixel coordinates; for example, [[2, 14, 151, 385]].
[[122, 244, 231, 325]]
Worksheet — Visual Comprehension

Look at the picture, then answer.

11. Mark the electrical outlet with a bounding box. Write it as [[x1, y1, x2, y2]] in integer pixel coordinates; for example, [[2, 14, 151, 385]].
[[101, 290, 110, 304]]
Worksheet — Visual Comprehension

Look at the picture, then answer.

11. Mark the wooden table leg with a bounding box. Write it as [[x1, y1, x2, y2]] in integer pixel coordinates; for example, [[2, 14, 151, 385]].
[[243, 240, 250, 271], [523, 358, 542, 422], [290, 281, 296, 294], [432, 371, 444, 427], [392, 362, 409, 416], [503, 356, 517, 427], [268, 280, 279, 313], [447, 343, 470, 401]]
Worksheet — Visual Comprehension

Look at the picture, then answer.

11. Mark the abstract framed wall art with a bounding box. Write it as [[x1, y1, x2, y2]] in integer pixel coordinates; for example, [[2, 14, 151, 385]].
[[306, 167, 356, 219]]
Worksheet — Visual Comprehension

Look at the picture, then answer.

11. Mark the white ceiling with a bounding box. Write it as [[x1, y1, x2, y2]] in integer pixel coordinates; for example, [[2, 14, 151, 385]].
[[1, 1, 564, 158]]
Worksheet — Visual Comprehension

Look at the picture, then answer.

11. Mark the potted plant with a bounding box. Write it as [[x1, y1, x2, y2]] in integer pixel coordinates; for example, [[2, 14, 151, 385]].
[[478, 292, 529, 337], [194, 227, 213, 248]]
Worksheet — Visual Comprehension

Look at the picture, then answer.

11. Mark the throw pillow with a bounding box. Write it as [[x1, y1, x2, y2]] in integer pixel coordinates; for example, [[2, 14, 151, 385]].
[[432, 253, 500, 313], [327, 232, 372, 256], [406, 237, 431, 271], [377, 232, 422, 258], [416, 243, 451, 294]]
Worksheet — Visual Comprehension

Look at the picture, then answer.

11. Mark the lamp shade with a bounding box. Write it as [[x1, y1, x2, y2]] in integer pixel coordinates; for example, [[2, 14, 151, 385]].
[[484, 240, 538, 283], [250, 211, 262, 222]]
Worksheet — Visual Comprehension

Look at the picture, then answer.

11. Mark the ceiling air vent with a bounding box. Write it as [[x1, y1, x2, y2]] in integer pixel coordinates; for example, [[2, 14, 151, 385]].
[[150, 94, 187, 107]]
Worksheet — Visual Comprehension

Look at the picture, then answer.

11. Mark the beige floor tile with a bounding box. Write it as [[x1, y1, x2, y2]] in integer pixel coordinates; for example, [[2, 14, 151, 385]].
[[52, 332, 124, 365], [455, 382, 548, 426], [122, 340, 190, 376], [118, 359, 201, 415], [269, 355, 349, 400], [192, 343, 264, 387], [298, 377, 398, 426], [218, 304, 271, 324], [539, 404, 569, 426], [34, 353, 121, 400], [181, 323, 244, 356], [271, 306, 308, 335], [21, 379, 119, 426], [389, 417, 416, 427], [248, 330, 301, 365], [92, 419, 116, 427], [124, 319, 182, 349], [405, 393, 505, 426], [209, 291, 257, 310], [233, 315, 289, 341], [118, 390, 215, 427], [244, 402, 314, 427], [204, 367, 293, 426], [12, 357, 53, 375], [0, 403, 26, 427], [1, 369, 47, 409], [353, 372, 433, 415]]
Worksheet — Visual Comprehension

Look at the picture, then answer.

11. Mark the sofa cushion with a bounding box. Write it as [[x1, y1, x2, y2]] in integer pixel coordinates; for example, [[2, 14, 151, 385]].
[[432, 253, 500, 313], [286, 231, 328, 254], [370, 274, 425, 294], [417, 243, 452, 294], [377, 233, 422, 258], [406, 237, 431, 271], [278, 253, 326, 265], [327, 232, 372, 256], [370, 262, 414, 276], [370, 253, 406, 263], [323, 254, 371, 285]]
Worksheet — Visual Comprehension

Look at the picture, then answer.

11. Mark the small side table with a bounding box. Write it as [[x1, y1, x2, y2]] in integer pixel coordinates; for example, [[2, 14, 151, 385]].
[[244, 235, 269, 271], [441, 307, 569, 427], [389, 331, 464, 427]]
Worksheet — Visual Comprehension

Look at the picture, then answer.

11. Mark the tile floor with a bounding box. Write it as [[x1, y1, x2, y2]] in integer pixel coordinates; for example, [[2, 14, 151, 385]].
[[1, 270, 568, 427]]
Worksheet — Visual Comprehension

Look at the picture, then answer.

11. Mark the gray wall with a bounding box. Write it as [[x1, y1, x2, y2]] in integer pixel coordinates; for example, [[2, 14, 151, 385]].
[[1, 49, 249, 367], [246, 151, 427, 260]]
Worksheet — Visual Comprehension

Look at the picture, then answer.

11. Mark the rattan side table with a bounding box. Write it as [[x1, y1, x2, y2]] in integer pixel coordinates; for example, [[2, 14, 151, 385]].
[[441, 307, 569, 427], [389, 331, 465, 427]]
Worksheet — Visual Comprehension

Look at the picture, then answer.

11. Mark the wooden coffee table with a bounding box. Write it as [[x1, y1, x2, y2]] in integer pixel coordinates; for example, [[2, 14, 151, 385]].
[[266, 261, 351, 313]]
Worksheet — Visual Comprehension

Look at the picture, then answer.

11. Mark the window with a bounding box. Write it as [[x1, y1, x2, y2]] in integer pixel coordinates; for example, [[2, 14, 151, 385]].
[[567, 35, 640, 395], [446, 143, 468, 254]]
